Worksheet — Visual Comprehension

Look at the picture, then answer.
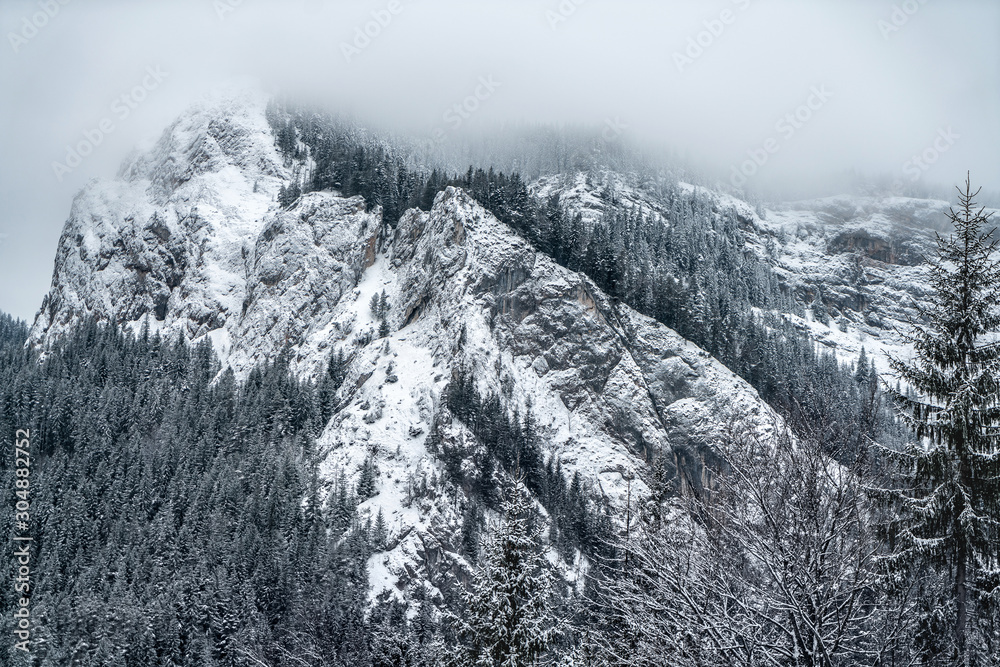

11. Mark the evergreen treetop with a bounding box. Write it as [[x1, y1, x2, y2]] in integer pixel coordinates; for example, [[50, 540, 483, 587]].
[[456, 476, 560, 667]]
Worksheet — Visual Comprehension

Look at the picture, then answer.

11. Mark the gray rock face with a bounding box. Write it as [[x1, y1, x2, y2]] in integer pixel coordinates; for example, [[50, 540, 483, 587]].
[[318, 185, 782, 597], [387, 185, 780, 484], [228, 193, 380, 376], [762, 195, 962, 369]]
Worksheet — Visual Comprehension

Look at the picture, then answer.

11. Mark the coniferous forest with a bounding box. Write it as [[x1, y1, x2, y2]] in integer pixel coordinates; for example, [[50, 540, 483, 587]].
[[0, 318, 378, 665]]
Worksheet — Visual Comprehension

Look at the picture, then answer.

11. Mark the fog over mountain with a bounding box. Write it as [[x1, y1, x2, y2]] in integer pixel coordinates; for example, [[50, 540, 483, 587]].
[[1, 0, 998, 321]]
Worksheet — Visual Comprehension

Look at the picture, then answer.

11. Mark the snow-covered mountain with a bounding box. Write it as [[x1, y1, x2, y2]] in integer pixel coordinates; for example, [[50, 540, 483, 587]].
[[535, 171, 998, 379], [28, 89, 974, 604]]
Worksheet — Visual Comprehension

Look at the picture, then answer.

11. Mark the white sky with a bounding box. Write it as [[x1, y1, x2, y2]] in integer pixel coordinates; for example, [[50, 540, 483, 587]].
[[1, 0, 998, 321]]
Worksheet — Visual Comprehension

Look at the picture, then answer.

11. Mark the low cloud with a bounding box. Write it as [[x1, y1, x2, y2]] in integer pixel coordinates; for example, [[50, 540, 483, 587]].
[[1, 0, 997, 319]]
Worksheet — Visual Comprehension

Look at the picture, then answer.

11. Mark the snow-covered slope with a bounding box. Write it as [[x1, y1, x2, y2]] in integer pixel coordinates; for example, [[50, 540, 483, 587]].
[[29, 93, 791, 605], [761, 195, 946, 369]]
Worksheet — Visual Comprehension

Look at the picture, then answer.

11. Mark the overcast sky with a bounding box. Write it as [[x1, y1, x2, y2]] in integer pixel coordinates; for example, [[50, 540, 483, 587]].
[[1, 0, 998, 322]]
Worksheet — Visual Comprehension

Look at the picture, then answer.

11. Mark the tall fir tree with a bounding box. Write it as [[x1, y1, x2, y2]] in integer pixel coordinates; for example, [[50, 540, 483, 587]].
[[884, 174, 1000, 664], [456, 477, 559, 667]]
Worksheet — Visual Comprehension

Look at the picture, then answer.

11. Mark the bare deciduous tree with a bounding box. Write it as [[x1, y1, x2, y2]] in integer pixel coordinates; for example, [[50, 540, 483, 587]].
[[596, 431, 906, 667]]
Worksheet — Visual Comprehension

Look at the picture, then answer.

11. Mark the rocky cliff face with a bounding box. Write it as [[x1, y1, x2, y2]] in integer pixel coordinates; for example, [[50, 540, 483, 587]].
[[29, 93, 791, 602], [32, 89, 292, 358], [313, 183, 785, 596]]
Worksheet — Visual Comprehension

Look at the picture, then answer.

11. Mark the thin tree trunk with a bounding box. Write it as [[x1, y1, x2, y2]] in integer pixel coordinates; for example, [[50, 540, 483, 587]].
[[956, 544, 967, 664], [956, 431, 969, 663]]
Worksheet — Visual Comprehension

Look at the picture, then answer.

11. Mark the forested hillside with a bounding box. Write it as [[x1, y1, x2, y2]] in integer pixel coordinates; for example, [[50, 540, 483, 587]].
[[0, 320, 387, 665]]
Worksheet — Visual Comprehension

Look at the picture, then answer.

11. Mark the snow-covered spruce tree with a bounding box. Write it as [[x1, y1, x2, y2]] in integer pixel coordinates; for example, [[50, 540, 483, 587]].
[[453, 476, 560, 667], [884, 174, 1000, 664]]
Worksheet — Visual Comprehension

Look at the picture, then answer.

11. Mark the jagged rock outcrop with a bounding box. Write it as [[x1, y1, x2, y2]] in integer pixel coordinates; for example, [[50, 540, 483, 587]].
[[31, 89, 291, 357], [763, 195, 950, 366], [316, 184, 783, 596]]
